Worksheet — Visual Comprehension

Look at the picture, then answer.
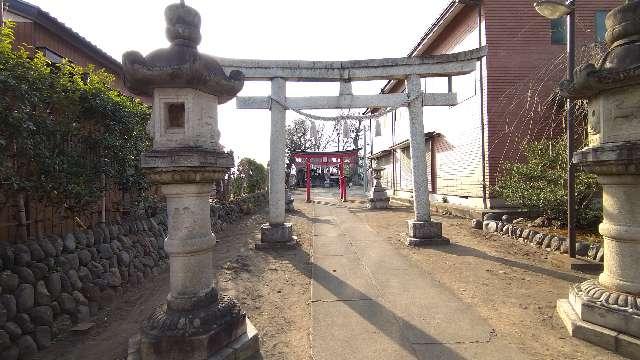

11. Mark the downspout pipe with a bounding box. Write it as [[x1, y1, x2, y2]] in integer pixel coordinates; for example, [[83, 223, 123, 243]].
[[475, 0, 488, 210]]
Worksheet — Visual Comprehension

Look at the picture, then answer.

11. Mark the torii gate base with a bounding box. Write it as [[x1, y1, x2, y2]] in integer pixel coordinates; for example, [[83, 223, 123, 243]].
[[406, 221, 449, 246], [257, 223, 297, 250]]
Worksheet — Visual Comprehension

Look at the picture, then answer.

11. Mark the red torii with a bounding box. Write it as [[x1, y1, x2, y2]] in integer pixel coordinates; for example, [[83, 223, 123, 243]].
[[292, 149, 359, 203]]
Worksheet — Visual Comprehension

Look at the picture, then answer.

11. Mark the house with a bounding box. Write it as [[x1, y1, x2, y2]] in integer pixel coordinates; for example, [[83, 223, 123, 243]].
[[2, 0, 131, 94], [366, 0, 618, 211], [0, 0, 148, 241]]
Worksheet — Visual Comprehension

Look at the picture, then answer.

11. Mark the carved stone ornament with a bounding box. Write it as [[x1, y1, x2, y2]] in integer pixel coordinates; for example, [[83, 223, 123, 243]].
[[574, 279, 640, 316], [143, 290, 245, 338], [122, 1, 244, 102], [559, 1, 640, 99]]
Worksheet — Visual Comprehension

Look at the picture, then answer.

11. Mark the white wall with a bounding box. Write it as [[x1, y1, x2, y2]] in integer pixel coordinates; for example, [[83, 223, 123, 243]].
[[369, 16, 487, 206]]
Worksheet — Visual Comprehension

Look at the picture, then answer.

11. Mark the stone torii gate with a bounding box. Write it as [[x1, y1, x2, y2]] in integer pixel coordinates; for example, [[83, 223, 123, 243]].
[[219, 47, 486, 247]]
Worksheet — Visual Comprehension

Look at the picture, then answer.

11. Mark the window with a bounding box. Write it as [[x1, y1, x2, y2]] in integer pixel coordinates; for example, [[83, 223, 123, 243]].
[[551, 17, 567, 44], [36, 47, 64, 64], [166, 103, 185, 129], [595, 10, 607, 42]]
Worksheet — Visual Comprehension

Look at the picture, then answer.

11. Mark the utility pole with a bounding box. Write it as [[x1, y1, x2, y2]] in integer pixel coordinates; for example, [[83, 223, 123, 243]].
[[566, 1, 577, 258]]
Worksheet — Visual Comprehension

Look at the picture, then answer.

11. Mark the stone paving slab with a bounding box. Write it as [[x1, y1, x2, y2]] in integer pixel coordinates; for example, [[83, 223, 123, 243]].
[[412, 342, 518, 360], [313, 235, 354, 256], [350, 241, 411, 271], [368, 268, 493, 344], [314, 218, 343, 237], [312, 300, 416, 360], [390, 291, 493, 345], [312, 255, 377, 301], [311, 197, 523, 359], [339, 223, 379, 244]]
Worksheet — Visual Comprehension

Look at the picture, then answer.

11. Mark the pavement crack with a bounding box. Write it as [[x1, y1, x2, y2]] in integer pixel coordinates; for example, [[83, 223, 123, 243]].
[[409, 330, 498, 346], [310, 298, 372, 303]]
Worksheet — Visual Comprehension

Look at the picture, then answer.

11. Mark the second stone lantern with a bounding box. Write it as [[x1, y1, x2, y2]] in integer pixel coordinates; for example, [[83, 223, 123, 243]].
[[558, 1, 640, 357], [368, 167, 390, 209], [122, 2, 259, 359]]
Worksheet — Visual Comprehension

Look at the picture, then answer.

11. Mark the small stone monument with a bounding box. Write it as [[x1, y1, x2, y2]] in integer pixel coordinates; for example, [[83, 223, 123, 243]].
[[557, 1, 640, 357], [285, 188, 294, 212], [323, 170, 331, 188], [368, 167, 390, 209], [122, 2, 259, 359]]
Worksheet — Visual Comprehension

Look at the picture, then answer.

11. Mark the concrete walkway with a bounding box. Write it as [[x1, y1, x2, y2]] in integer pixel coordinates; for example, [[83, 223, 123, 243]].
[[310, 193, 522, 359]]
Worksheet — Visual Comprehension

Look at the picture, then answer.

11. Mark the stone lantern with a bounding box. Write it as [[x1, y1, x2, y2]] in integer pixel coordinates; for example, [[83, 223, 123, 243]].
[[557, 1, 640, 357], [368, 167, 390, 209], [122, 2, 259, 359]]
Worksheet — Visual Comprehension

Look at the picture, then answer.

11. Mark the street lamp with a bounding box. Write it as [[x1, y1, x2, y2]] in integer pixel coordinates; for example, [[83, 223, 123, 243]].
[[534, 0, 577, 258], [534, 0, 574, 18]]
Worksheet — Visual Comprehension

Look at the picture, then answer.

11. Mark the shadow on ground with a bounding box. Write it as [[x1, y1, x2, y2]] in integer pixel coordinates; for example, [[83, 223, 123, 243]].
[[264, 215, 475, 359], [430, 242, 588, 284]]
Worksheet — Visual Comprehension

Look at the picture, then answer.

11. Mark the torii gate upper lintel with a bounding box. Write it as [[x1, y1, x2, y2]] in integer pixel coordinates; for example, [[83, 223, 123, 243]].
[[232, 47, 486, 247]]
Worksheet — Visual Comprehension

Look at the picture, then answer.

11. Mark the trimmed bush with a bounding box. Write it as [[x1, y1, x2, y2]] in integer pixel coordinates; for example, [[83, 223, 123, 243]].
[[495, 139, 601, 229]]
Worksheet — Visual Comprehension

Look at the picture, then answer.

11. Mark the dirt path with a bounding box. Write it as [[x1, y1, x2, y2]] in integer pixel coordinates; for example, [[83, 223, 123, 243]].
[[353, 204, 623, 360], [36, 200, 313, 360]]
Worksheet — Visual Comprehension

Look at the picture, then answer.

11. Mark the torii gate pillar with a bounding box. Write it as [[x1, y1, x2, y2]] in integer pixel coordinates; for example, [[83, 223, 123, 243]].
[[305, 158, 311, 202], [339, 158, 347, 202], [405, 74, 448, 246], [257, 78, 297, 249]]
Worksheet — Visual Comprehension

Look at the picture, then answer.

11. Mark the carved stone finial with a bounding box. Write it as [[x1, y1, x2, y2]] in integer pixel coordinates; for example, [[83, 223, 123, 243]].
[[559, 1, 640, 99], [165, 1, 201, 48], [122, 2, 244, 102]]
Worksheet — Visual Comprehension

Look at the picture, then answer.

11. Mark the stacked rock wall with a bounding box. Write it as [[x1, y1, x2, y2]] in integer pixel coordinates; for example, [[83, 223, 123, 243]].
[[210, 192, 268, 233], [0, 191, 268, 359], [474, 217, 604, 263], [0, 214, 169, 360]]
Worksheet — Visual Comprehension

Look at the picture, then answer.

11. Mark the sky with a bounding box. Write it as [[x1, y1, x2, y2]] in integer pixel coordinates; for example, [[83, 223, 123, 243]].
[[25, 0, 450, 164]]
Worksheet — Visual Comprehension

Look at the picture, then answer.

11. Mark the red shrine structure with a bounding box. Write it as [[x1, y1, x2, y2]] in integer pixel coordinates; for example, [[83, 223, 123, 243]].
[[291, 149, 360, 203]]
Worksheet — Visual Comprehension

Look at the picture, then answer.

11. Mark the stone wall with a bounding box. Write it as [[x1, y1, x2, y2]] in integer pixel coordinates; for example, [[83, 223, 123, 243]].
[[474, 217, 604, 263], [0, 215, 169, 360], [210, 192, 268, 233], [0, 191, 268, 360]]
